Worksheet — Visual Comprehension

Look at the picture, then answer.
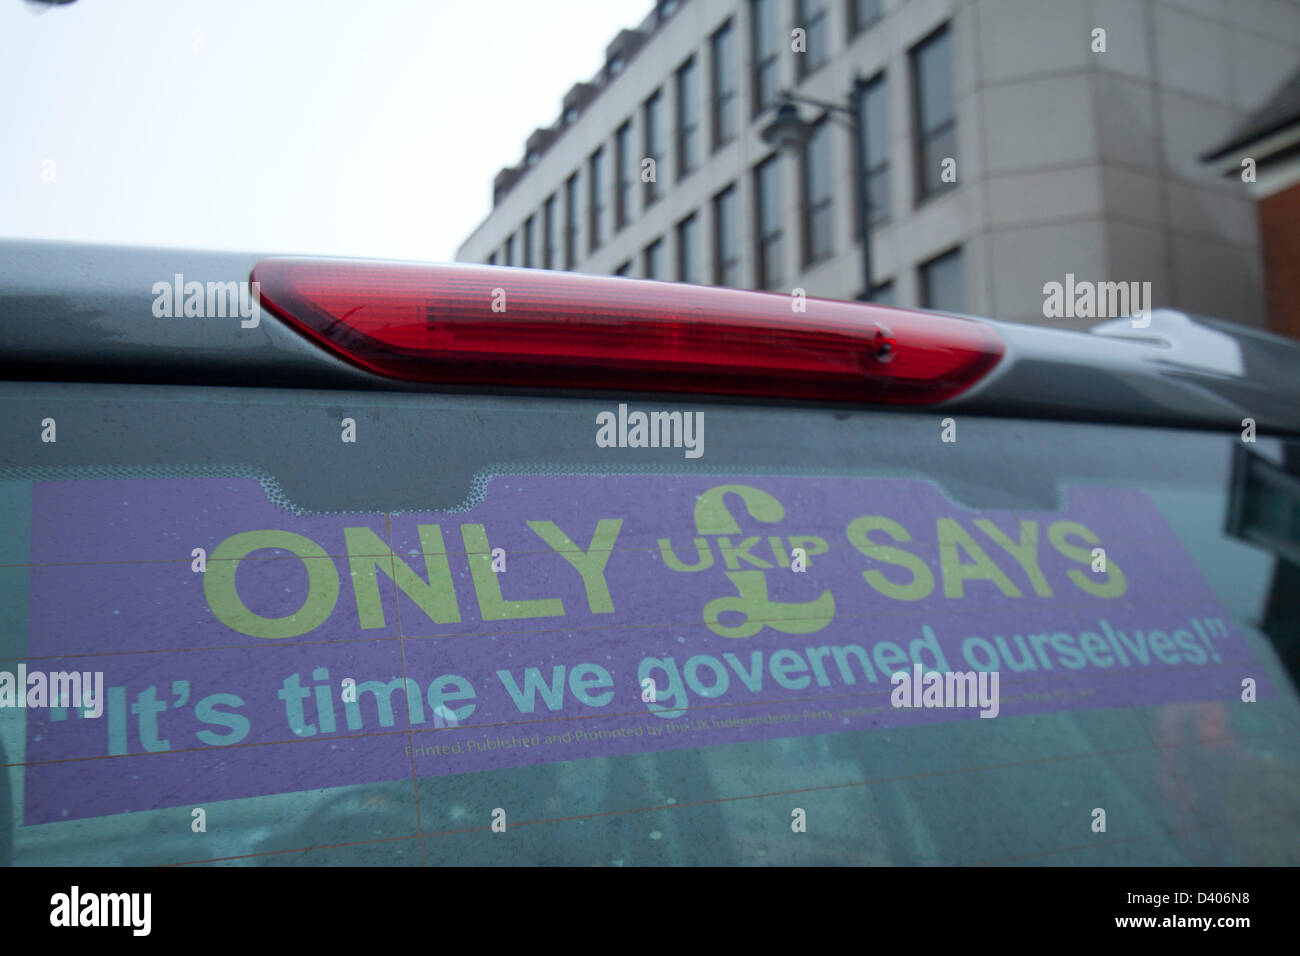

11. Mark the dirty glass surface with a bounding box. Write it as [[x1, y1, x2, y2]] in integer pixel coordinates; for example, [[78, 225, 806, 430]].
[[1, 381, 1296, 866]]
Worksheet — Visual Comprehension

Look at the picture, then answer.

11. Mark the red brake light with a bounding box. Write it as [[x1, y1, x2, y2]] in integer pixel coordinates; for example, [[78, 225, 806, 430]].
[[251, 259, 1004, 404]]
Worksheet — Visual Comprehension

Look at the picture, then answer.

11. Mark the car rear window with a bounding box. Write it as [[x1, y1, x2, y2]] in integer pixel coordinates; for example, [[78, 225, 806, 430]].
[[2, 381, 1297, 866]]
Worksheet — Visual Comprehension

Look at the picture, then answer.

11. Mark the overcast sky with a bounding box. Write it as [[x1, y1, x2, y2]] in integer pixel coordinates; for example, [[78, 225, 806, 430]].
[[0, 0, 650, 262]]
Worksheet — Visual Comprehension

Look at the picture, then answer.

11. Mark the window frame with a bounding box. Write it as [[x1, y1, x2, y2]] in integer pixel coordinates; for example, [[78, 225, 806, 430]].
[[910, 22, 957, 205], [642, 237, 665, 280], [750, 0, 779, 118], [564, 173, 579, 270], [542, 194, 557, 269], [643, 89, 664, 208], [675, 56, 700, 181], [712, 183, 740, 287], [588, 147, 605, 254], [522, 215, 536, 269], [794, 0, 829, 80], [676, 212, 700, 284], [867, 277, 895, 305], [847, 0, 883, 38], [710, 19, 737, 152], [919, 245, 965, 313], [753, 153, 784, 291], [855, 71, 891, 234], [614, 121, 633, 232], [800, 115, 834, 268]]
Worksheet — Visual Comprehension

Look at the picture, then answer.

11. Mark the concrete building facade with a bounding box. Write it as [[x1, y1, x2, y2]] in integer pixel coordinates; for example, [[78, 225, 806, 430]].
[[456, 0, 1300, 329]]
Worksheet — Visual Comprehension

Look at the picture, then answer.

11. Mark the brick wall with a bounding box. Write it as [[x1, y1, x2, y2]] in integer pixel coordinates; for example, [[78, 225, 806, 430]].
[[1258, 179, 1300, 341]]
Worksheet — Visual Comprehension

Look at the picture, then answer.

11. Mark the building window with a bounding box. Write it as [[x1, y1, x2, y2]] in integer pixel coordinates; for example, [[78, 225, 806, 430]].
[[794, 0, 829, 79], [710, 20, 737, 150], [848, 0, 883, 37], [911, 24, 956, 203], [712, 184, 739, 287], [543, 194, 557, 269], [750, 0, 779, 117], [564, 173, 579, 269], [614, 260, 633, 277], [487, 251, 498, 266], [588, 147, 604, 253], [504, 233, 515, 268], [643, 238, 664, 280], [522, 215, 536, 268], [676, 213, 700, 284], [643, 90, 664, 207], [754, 154, 784, 291], [615, 121, 633, 231], [801, 117, 833, 266], [675, 57, 700, 180], [869, 279, 895, 305], [921, 247, 964, 313], [857, 72, 890, 230]]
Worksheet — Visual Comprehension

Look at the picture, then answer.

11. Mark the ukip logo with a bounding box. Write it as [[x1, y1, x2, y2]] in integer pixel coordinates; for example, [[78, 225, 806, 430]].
[[658, 484, 835, 638]]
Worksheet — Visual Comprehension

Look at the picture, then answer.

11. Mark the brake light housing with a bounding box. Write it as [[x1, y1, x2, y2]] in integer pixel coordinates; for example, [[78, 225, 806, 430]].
[[251, 259, 1004, 404]]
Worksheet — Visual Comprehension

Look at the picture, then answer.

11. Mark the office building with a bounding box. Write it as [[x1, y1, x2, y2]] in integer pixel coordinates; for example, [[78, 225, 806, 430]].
[[456, 0, 1300, 328]]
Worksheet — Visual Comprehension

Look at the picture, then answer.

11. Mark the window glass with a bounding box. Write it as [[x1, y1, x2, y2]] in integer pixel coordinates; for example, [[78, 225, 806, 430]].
[[755, 154, 784, 290], [543, 194, 558, 269], [564, 174, 579, 269], [849, 0, 883, 36], [643, 237, 664, 279], [921, 246, 964, 313], [859, 74, 890, 228], [588, 148, 604, 253], [677, 213, 700, 284], [912, 26, 956, 201], [644, 91, 663, 206], [4, 385, 1296, 867], [522, 215, 536, 269], [751, 0, 779, 116], [803, 119, 833, 266], [615, 122, 633, 230], [676, 58, 699, 179], [796, 0, 829, 76], [713, 184, 739, 287], [711, 22, 737, 149]]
